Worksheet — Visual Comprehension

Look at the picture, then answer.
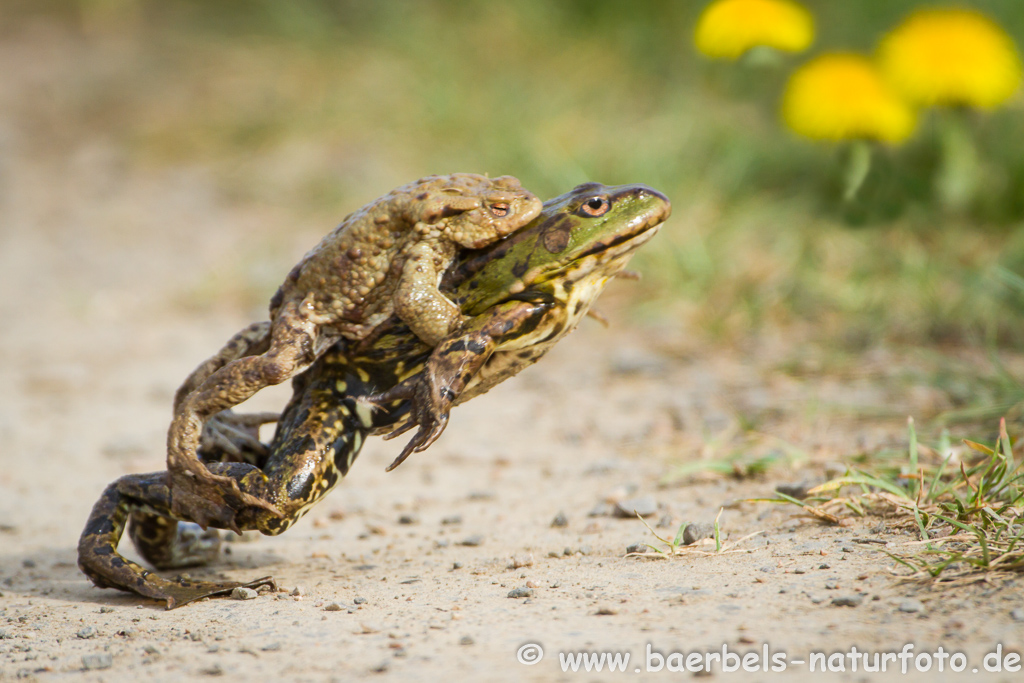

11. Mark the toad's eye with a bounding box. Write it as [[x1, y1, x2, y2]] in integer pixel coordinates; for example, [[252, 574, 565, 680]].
[[579, 196, 610, 217], [489, 202, 510, 217]]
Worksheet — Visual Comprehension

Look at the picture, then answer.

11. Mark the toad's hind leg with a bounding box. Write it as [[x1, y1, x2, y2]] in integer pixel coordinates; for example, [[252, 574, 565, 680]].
[[77, 470, 276, 610], [167, 301, 321, 529]]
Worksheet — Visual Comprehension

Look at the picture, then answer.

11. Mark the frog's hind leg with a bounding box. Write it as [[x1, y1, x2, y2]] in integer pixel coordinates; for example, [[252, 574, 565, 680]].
[[77, 471, 275, 610]]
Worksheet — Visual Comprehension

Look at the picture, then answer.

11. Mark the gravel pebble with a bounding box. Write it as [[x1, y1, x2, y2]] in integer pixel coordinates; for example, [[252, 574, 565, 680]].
[[231, 587, 258, 600], [353, 597, 367, 605], [898, 599, 925, 613], [76, 627, 96, 639], [1011, 608, 1024, 622], [551, 511, 569, 528], [775, 481, 812, 499], [397, 514, 418, 525], [595, 606, 619, 615], [507, 587, 534, 599], [626, 542, 648, 554], [460, 636, 474, 646], [324, 602, 344, 612], [459, 535, 484, 547], [290, 586, 305, 597], [682, 522, 716, 546], [832, 595, 863, 607], [614, 495, 658, 518], [508, 554, 534, 569], [82, 653, 113, 670]]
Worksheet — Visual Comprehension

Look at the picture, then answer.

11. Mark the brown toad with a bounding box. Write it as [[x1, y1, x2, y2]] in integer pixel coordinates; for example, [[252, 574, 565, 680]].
[[166, 173, 542, 527]]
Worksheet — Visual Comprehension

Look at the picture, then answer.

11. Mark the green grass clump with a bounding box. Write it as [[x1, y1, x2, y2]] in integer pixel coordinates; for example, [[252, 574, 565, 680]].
[[761, 417, 1024, 582]]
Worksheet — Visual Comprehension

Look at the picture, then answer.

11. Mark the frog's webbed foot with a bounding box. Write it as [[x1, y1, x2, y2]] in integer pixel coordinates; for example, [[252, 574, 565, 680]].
[[366, 379, 451, 472], [199, 410, 278, 466], [150, 575, 278, 610]]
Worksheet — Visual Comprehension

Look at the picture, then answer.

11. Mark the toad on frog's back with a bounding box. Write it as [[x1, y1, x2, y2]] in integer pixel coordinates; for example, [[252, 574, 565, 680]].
[[166, 173, 542, 530]]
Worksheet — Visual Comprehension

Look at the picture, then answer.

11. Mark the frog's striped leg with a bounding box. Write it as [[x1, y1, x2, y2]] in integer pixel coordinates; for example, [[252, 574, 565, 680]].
[[77, 469, 276, 610]]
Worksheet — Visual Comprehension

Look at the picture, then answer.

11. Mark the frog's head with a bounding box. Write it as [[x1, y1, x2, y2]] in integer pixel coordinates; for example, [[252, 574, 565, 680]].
[[451, 182, 671, 313]]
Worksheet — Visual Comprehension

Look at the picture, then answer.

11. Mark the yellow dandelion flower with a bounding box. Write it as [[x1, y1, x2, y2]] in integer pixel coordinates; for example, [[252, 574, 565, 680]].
[[695, 0, 814, 60], [878, 8, 1022, 109], [782, 53, 917, 144]]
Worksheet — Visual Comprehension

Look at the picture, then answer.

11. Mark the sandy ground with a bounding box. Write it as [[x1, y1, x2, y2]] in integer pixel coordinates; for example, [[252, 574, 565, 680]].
[[2, 24, 1024, 683]]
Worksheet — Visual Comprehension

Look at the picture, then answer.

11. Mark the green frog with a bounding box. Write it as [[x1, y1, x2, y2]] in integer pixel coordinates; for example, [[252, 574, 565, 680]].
[[167, 174, 542, 531], [77, 182, 671, 609]]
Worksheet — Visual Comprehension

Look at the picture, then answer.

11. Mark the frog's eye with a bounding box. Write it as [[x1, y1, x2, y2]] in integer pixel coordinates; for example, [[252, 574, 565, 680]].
[[489, 202, 510, 217], [579, 196, 610, 217]]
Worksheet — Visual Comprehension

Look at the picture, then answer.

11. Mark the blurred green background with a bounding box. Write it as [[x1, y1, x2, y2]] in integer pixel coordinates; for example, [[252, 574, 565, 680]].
[[7, 0, 1024, 348]]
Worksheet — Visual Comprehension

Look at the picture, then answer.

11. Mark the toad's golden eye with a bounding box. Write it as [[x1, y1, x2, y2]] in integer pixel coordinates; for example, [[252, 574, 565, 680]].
[[579, 196, 610, 217], [489, 202, 510, 217]]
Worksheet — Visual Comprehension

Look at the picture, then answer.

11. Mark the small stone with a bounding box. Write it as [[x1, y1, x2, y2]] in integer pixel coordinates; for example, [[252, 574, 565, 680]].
[[588, 502, 615, 517], [832, 595, 863, 607], [0, 630, 11, 640], [143, 645, 160, 655], [507, 587, 534, 599], [82, 653, 113, 670], [372, 661, 390, 673], [359, 623, 381, 634], [824, 580, 839, 590], [548, 551, 561, 558], [290, 586, 305, 597], [579, 545, 593, 556], [626, 542, 648, 554], [818, 563, 830, 570], [441, 515, 462, 525], [459, 535, 484, 547], [793, 568, 806, 575], [898, 599, 924, 613], [397, 514, 418, 525], [460, 636, 474, 646], [551, 511, 569, 528], [614, 495, 658, 518], [508, 554, 534, 569], [22, 559, 36, 568], [1011, 608, 1024, 622], [682, 522, 715, 546], [775, 481, 812, 499], [98, 606, 115, 614], [201, 664, 224, 676], [261, 642, 282, 651], [77, 627, 96, 639], [324, 603, 344, 612], [354, 597, 367, 605], [595, 606, 619, 615], [564, 547, 574, 556], [452, 562, 463, 570], [231, 587, 258, 600], [809, 595, 826, 604]]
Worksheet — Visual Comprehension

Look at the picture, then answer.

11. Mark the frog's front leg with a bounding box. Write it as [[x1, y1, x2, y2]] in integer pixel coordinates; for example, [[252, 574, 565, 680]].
[[371, 300, 551, 470], [77, 468, 277, 610], [167, 300, 321, 530]]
